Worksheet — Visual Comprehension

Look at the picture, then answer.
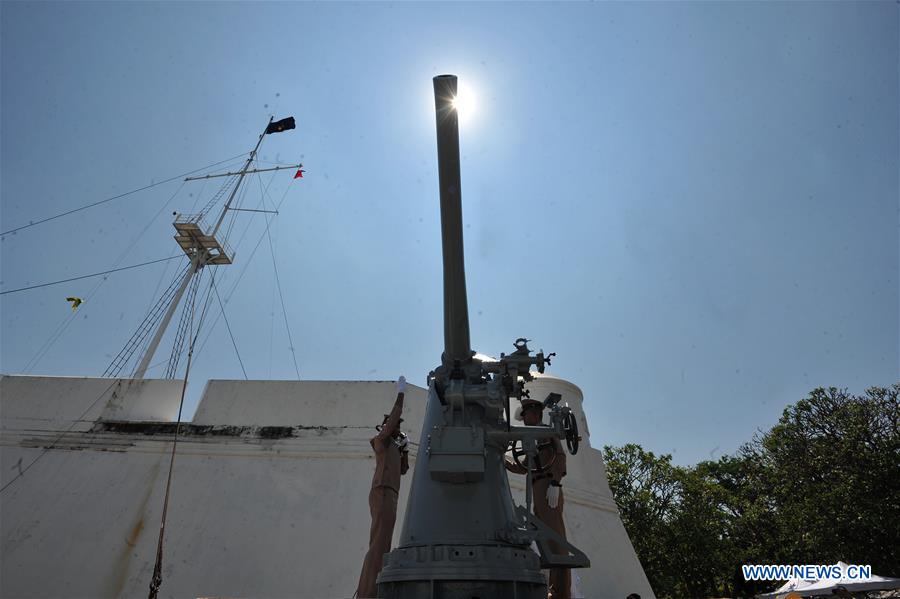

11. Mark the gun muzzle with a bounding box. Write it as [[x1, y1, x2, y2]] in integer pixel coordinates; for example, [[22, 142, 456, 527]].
[[433, 75, 473, 368]]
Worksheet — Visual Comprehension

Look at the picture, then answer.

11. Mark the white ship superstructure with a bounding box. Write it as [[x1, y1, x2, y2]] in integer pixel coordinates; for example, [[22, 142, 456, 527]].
[[0, 373, 653, 598]]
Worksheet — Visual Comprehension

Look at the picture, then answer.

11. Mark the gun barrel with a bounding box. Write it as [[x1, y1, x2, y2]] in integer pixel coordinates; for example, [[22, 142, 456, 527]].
[[433, 74, 472, 367]]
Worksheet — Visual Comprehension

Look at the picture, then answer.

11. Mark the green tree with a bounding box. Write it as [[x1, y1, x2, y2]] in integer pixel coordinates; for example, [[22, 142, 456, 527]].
[[602, 444, 736, 597], [744, 385, 900, 573], [603, 444, 682, 594], [604, 384, 899, 598]]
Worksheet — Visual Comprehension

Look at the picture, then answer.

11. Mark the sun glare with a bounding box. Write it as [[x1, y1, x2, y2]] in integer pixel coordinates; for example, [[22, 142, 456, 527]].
[[424, 77, 480, 129], [450, 83, 476, 125]]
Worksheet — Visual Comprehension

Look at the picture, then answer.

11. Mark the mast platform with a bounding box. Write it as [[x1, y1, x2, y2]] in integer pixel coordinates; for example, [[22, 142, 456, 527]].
[[173, 214, 233, 265]]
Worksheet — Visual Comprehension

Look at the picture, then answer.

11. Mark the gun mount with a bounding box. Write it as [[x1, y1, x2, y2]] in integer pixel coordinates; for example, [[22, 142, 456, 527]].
[[377, 75, 589, 599]]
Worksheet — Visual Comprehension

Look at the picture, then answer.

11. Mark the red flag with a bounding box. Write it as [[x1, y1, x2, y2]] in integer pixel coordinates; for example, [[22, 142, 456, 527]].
[[294, 169, 305, 179]]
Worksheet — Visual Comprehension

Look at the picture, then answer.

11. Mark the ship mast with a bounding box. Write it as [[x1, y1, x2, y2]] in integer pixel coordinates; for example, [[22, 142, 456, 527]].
[[132, 116, 297, 379]]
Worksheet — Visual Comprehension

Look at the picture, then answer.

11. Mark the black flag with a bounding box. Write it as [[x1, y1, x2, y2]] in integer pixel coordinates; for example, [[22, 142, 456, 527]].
[[265, 117, 296, 134]]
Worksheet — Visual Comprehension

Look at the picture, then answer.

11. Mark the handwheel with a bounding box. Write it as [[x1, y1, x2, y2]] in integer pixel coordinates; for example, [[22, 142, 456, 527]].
[[508, 439, 556, 473], [563, 410, 581, 455]]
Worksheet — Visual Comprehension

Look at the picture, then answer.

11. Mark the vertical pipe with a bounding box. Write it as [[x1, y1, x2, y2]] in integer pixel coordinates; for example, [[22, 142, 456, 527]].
[[433, 75, 472, 367]]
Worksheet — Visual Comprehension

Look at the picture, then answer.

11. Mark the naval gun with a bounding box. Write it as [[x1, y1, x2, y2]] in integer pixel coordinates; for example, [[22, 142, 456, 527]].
[[377, 75, 589, 599]]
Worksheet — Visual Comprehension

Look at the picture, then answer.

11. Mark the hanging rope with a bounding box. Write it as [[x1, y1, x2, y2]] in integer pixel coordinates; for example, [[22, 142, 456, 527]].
[[148, 308, 196, 599], [148, 267, 218, 599]]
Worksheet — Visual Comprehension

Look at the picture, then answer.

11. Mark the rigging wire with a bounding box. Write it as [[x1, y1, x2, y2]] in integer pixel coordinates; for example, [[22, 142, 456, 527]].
[[220, 171, 250, 254], [0, 153, 249, 237], [120, 157, 242, 376], [131, 160, 237, 371], [217, 163, 278, 283], [193, 177, 298, 364], [197, 175, 240, 222], [141, 248, 186, 337], [142, 356, 173, 376], [216, 185, 266, 267], [0, 256, 184, 295], [164, 270, 203, 379], [268, 258, 277, 379], [185, 167, 280, 373], [9, 154, 243, 373], [148, 254, 221, 599], [257, 172, 302, 379], [103, 263, 191, 378], [2, 138, 293, 503], [128, 258, 192, 379], [148, 270, 202, 599], [220, 149, 259, 248], [211, 276, 248, 380], [262, 191, 301, 380], [191, 268, 220, 372], [185, 172, 212, 216], [219, 158, 274, 278], [18, 180, 188, 374], [0, 378, 121, 495], [254, 159, 298, 166]]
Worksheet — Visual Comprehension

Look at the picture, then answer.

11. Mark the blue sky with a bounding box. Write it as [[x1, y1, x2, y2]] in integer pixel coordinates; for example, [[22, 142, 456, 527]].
[[1, 2, 897, 465]]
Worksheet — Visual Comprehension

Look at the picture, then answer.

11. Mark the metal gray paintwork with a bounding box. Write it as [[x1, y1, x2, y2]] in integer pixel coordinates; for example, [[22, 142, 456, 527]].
[[376, 75, 588, 599]]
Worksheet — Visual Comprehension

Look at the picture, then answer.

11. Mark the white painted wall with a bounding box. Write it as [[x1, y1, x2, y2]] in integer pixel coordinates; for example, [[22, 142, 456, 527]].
[[0, 375, 653, 599], [519, 375, 655, 598], [0, 375, 184, 431]]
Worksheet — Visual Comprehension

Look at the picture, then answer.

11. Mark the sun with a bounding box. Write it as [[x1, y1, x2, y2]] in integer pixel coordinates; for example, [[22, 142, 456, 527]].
[[450, 82, 476, 125]]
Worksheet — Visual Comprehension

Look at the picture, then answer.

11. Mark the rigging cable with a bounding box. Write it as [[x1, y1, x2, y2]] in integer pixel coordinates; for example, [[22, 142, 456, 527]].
[[259, 174, 302, 379], [149, 260, 220, 599], [103, 263, 191, 378], [212, 162, 279, 294], [196, 175, 239, 222], [139, 248, 187, 354], [224, 167, 253, 242], [142, 357, 173, 377], [0, 256, 184, 295], [184, 167, 278, 376], [267, 222, 302, 379], [193, 176, 297, 362], [0, 378, 121, 495], [19, 256, 184, 374], [148, 276, 199, 599], [268, 253, 277, 379], [18, 179, 189, 374], [163, 270, 203, 379], [0, 153, 249, 237], [211, 277, 248, 380], [128, 157, 242, 373]]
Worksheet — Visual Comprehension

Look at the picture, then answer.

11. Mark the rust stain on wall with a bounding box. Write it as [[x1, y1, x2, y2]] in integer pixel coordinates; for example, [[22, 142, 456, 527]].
[[124, 515, 145, 549], [107, 459, 160, 598]]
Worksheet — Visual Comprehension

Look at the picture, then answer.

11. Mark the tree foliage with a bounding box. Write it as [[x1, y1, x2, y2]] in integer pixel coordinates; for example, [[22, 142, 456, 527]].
[[603, 384, 900, 598]]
